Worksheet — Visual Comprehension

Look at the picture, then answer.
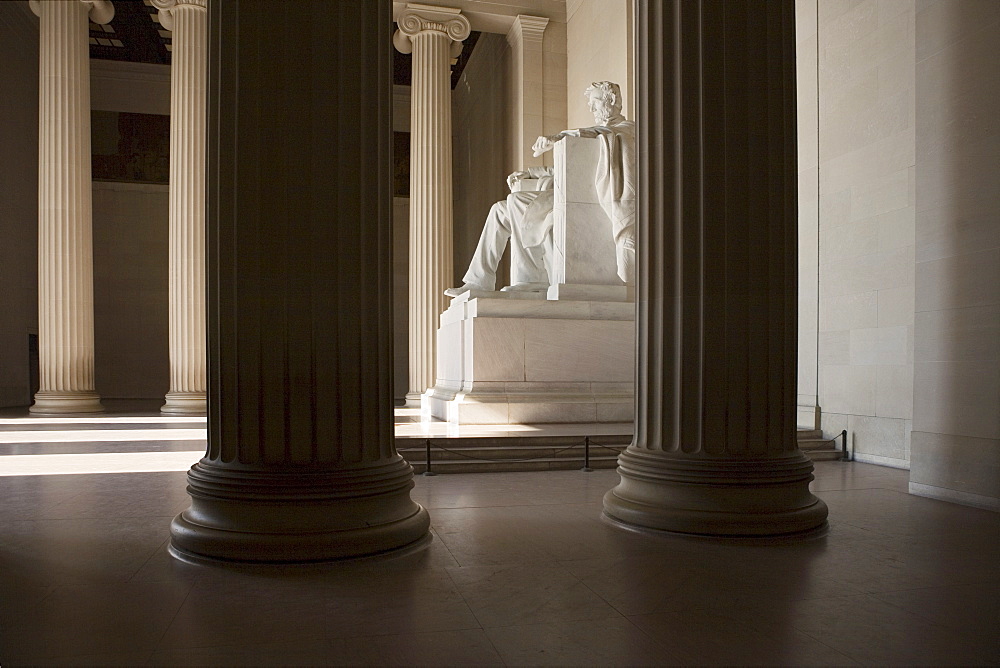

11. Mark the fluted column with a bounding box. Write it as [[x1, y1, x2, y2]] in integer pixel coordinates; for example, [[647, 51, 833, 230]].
[[28, 0, 113, 414], [154, 0, 207, 414], [506, 15, 548, 170], [393, 4, 470, 405], [603, 0, 828, 536], [169, 0, 429, 564]]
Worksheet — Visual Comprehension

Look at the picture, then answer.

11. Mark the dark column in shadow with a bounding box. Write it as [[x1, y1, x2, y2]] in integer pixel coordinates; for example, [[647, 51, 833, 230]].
[[169, 0, 430, 564], [604, 0, 828, 536]]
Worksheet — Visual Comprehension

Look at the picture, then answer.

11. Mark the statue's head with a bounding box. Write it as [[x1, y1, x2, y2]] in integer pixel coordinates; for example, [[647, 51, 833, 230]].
[[584, 81, 622, 125]]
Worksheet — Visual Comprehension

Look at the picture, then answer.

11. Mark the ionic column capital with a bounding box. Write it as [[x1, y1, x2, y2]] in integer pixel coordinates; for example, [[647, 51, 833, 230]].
[[393, 3, 470, 56], [29, 0, 115, 24], [507, 14, 548, 50], [151, 0, 207, 31]]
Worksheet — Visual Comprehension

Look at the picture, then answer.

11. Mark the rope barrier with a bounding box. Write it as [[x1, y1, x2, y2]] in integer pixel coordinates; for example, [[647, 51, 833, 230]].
[[396, 436, 629, 472], [404, 429, 851, 474]]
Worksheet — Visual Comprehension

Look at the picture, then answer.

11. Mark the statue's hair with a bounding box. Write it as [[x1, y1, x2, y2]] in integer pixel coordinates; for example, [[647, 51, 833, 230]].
[[585, 81, 621, 110]]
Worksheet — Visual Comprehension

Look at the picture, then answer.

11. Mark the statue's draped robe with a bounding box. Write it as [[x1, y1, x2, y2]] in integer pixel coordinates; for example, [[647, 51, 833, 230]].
[[594, 120, 636, 283]]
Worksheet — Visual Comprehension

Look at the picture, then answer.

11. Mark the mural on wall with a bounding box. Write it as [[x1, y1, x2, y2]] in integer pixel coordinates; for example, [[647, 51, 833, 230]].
[[92, 111, 169, 184]]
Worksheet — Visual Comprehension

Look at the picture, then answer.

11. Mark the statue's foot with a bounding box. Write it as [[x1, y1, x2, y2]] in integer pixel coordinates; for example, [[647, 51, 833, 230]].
[[444, 283, 489, 298], [500, 282, 548, 293]]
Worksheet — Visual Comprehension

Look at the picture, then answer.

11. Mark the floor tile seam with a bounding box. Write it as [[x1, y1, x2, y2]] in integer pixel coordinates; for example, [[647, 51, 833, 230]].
[[777, 625, 868, 666], [472, 606, 631, 632], [126, 537, 172, 585], [616, 613, 689, 664], [626, 608, 862, 665], [428, 526, 463, 568], [478, 628, 512, 667], [438, 560, 491, 629], [148, 564, 202, 654], [785, 591, 950, 638], [146, 634, 339, 655]]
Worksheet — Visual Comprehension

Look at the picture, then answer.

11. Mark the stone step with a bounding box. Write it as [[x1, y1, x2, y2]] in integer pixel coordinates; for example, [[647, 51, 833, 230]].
[[396, 436, 628, 474], [806, 449, 845, 461], [797, 428, 847, 462], [798, 437, 837, 450]]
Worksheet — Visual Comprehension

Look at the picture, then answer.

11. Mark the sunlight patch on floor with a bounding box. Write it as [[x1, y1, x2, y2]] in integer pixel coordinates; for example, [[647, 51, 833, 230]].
[[0, 450, 202, 475]]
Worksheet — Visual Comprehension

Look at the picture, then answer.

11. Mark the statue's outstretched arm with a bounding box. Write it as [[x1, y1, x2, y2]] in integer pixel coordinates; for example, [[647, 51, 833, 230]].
[[531, 126, 607, 156]]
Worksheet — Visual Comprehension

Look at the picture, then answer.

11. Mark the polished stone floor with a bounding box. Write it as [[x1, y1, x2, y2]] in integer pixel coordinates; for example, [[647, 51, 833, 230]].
[[1, 442, 999, 666]]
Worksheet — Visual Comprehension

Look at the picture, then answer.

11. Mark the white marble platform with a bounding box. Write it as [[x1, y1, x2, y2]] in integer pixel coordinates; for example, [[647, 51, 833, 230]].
[[424, 292, 635, 424]]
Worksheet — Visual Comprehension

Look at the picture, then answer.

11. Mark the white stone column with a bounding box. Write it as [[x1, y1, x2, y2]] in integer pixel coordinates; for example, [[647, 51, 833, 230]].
[[603, 0, 828, 536], [170, 0, 429, 564], [153, 0, 207, 414], [506, 15, 548, 170], [393, 4, 470, 405], [28, 0, 113, 414]]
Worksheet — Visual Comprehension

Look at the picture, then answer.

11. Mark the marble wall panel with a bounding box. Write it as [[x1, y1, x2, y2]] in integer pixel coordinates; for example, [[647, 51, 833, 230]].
[[436, 320, 464, 385], [393, 198, 409, 402], [914, 0, 1000, 62], [565, 0, 631, 128], [849, 413, 908, 461], [523, 319, 633, 383], [915, 249, 1000, 313], [468, 318, 527, 382], [509, 401, 597, 424], [453, 33, 510, 286], [912, 360, 1000, 440], [813, 0, 916, 463], [910, 431, 1000, 510], [877, 284, 916, 327], [819, 330, 850, 366], [819, 364, 877, 416], [914, 305, 1000, 363], [92, 183, 169, 399], [797, 0, 820, 414], [915, 204, 1000, 265], [876, 206, 916, 254], [822, 411, 850, 440], [820, 218, 878, 261], [819, 290, 878, 332], [876, 364, 915, 419], [0, 3, 39, 407]]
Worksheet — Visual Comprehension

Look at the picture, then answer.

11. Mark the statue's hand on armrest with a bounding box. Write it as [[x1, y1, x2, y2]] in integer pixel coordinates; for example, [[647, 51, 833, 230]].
[[531, 135, 558, 157], [532, 127, 601, 157], [507, 170, 531, 191]]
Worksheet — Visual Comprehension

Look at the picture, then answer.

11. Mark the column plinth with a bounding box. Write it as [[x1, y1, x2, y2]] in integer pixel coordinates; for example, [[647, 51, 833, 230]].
[[153, 0, 207, 415], [29, 0, 114, 415], [394, 4, 470, 405], [603, 0, 828, 537], [169, 0, 429, 564]]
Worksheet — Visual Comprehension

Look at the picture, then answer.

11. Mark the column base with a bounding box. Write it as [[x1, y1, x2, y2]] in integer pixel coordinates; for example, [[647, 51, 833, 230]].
[[404, 392, 424, 408], [603, 447, 829, 537], [169, 457, 431, 563], [161, 391, 207, 414], [30, 391, 103, 414]]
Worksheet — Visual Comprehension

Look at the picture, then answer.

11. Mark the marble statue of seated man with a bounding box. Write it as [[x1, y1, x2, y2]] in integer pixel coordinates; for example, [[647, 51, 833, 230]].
[[445, 81, 636, 298]]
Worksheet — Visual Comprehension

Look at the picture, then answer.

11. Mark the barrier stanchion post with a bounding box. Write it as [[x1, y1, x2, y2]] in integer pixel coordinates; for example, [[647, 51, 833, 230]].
[[581, 436, 593, 472], [423, 438, 437, 476]]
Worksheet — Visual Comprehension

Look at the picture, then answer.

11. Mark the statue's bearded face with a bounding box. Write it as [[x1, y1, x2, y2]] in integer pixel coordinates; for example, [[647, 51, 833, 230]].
[[587, 91, 616, 125]]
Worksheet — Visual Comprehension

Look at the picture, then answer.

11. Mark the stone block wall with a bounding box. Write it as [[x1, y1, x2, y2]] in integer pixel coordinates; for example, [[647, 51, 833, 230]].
[[910, 0, 1000, 510], [565, 0, 633, 129], [797, 0, 917, 468], [0, 3, 39, 408]]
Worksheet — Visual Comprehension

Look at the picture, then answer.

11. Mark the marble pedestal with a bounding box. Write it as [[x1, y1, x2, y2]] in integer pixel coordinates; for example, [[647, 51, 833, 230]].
[[423, 291, 634, 424]]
